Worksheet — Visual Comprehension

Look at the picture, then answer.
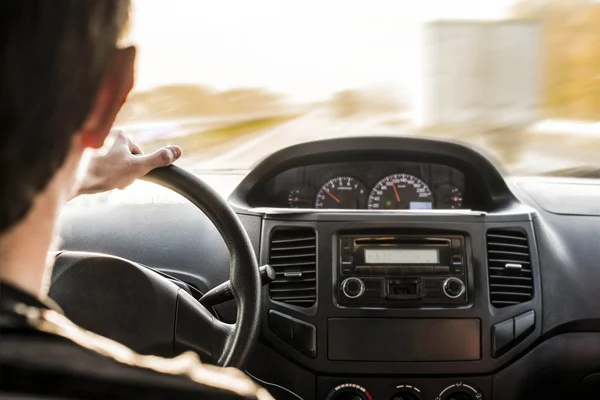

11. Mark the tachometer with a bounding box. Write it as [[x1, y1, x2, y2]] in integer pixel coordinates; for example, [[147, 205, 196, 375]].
[[315, 177, 367, 209], [368, 173, 433, 210]]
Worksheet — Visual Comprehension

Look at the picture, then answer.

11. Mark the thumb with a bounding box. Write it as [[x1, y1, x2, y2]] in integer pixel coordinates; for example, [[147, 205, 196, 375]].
[[137, 145, 182, 170]]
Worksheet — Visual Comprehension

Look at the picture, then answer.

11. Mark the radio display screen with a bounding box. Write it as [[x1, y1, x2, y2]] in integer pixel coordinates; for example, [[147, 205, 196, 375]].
[[364, 248, 439, 264]]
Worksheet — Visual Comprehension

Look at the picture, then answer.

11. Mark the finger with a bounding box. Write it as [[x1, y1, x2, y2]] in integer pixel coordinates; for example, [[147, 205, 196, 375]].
[[111, 129, 140, 154], [110, 129, 128, 146], [111, 128, 141, 154], [129, 140, 143, 155], [136, 145, 182, 171]]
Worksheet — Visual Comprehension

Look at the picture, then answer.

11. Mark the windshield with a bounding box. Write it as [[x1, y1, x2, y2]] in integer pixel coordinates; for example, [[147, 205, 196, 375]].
[[116, 0, 600, 179]]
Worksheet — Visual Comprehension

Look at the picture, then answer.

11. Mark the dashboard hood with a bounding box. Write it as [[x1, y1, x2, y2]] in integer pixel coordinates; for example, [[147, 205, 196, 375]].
[[228, 136, 518, 213]]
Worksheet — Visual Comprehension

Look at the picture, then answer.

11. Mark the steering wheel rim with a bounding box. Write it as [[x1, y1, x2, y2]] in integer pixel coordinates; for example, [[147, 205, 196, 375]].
[[50, 165, 262, 368], [142, 165, 262, 367]]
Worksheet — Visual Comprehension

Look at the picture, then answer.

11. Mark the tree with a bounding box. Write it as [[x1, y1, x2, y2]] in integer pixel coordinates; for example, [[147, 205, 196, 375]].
[[116, 84, 285, 123], [513, 0, 600, 120], [330, 90, 362, 118], [213, 88, 284, 114], [116, 84, 215, 123], [359, 86, 404, 115]]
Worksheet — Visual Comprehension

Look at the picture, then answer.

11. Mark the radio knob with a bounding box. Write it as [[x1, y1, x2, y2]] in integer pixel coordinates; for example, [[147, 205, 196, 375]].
[[341, 277, 365, 299], [443, 277, 465, 299]]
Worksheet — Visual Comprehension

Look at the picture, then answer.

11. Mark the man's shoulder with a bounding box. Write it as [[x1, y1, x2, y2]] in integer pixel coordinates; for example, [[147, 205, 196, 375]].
[[0, 331, 257, 399], [0, 282, 270, 400]]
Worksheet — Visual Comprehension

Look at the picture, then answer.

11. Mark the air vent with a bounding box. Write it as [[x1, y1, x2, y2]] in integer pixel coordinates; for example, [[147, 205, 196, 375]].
[[487, 229, 533, 308], [268, 228, 317, 308]]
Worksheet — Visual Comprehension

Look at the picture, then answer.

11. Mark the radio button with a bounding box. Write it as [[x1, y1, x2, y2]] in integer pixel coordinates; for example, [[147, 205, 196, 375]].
[[364, 278, 381, 288], [443, 277, 465, 299], [340, 239, 353, 261], [364, 289, 381, 299], [341, 246, 352, 260], [341, 277, 366, 299], [434, 265, 450, 274], [418, 266, 434, 274], [371, 265, 387, 274], [341, 261, 352, 273], [422, 279, 439, 288], [451, 255, 463, 273], [387, 266, 403, 275], [403, 265, 418, 275], [424, 288, 444, 298], [356, 265, 371, 274]]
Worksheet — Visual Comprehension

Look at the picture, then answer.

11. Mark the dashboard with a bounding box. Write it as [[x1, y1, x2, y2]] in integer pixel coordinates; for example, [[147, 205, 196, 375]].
[[248, 162, 466, 210], [58, 136, 600, 400]]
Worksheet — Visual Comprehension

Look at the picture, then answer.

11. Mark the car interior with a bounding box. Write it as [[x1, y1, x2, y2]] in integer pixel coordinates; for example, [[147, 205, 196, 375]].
[[50, 135, 600, 400]]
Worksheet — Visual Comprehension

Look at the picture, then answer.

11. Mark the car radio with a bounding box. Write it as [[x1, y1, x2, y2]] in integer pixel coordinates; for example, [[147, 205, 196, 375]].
[[337, 234, 468, 306]]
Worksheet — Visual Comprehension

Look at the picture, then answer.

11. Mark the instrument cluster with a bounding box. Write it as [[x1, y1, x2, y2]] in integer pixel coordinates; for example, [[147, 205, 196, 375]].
[[252, 161, 466, 210]]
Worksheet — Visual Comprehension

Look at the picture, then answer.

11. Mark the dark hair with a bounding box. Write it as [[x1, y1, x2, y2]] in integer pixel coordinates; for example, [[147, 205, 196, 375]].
[[0, 0, 130, 233]]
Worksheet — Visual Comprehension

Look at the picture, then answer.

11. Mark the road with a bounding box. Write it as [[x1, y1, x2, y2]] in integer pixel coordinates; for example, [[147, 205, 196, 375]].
[[174, 108, 599, 177], [190, 109, 405, 171], [114, 107, 308, 143], [439, 126, 600, 176]]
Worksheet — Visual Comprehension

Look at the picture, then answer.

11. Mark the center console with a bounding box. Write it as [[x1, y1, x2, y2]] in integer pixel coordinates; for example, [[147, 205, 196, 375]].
[[253, 213, 540, 400]]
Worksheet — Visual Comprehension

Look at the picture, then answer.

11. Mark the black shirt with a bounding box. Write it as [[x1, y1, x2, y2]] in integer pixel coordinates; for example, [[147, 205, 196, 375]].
[[0, 282, 271, 399]]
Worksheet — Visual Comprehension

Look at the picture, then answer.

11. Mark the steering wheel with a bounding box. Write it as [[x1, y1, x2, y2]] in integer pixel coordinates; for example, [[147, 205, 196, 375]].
[[49, 165, 262, 367]]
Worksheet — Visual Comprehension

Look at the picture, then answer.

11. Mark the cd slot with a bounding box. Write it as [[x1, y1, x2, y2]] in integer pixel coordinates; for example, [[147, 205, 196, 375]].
[[354, 237, 451, 246]]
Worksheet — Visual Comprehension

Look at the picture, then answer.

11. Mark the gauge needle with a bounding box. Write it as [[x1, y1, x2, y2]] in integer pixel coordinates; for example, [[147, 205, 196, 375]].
[[391, 180, 401, 202], [325, 189, 341, 203]]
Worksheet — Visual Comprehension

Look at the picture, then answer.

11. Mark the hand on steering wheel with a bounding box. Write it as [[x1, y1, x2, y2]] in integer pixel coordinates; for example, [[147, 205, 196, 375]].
[[50, 165, 262, 367]]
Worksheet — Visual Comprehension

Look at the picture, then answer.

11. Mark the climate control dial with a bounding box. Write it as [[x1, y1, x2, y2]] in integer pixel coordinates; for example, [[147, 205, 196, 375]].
[[325, 383, 372, 400], [437, 381, 483, 400], [391, 384, 421, 400], [341, 277, 365, 299]]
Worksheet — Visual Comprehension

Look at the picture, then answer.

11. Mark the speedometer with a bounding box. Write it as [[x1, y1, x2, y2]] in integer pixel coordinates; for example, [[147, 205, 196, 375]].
[[315, 176, 367, 209], [368, 174, 433, 210]]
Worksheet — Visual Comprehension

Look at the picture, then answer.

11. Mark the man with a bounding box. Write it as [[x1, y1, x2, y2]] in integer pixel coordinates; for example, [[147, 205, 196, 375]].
[[0, 1, 271, 399]]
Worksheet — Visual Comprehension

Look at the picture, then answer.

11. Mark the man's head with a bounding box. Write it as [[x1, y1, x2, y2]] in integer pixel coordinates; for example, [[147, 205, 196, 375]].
[[0, 0, 133, 234]]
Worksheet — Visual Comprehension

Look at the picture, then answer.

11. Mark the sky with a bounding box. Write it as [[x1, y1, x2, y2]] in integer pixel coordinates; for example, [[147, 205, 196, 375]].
[[127, 0, 518, 102]]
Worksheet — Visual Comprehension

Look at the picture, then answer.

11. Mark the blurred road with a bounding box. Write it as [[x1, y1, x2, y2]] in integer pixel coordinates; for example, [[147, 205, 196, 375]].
[[115, 107, 308, 143], [113, 105, 600, 180], [445, 126, 600, 176], [175, 109, 600, 177], [191, 108, 405, 170]]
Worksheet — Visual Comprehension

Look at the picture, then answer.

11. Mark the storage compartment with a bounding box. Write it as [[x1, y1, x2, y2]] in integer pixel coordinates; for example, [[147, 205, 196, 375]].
[[328, 318, 481, 361]]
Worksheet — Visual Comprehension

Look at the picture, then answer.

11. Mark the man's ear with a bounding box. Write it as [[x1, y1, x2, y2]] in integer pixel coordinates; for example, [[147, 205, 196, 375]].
[[79, 46, 136, 149]]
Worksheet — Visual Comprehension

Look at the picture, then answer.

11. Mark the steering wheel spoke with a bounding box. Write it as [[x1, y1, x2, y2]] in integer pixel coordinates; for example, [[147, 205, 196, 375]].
[[175, 289, 234, 361]]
